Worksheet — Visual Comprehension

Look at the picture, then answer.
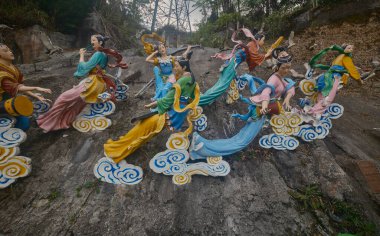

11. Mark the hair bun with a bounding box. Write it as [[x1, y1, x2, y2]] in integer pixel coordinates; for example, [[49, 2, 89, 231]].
[[272, 47, 293, 68], [272, 46, 287, 59]]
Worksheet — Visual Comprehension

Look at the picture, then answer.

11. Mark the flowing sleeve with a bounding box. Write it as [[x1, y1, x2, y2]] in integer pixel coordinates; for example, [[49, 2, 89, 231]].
[[74, 52, 105, 77], [156, 88, 175, 114], [342, 56, 360, 81], [1, 78, 21, 97], [258, 88, 271, 101], [283, 78, 296, 97], [250, 75, 276, 103], [286, 86, 295, 97]]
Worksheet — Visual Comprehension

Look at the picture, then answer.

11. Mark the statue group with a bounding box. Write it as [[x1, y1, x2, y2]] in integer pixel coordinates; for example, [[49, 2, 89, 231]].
[[0, 28, 366, 188]]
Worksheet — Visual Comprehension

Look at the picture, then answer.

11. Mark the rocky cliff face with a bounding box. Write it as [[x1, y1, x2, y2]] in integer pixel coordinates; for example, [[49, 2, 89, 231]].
[[1, 25, 75, 64], [291, 0, 380, 32], [0, 19, 379, 235]]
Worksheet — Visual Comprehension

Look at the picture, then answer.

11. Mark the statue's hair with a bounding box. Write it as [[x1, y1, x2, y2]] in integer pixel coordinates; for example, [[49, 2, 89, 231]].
[[341, 43, 352, 50], [272, 47, 293, 71], [177, 56, 195, 85], [93, 34, 110, 47], [153, 42, 167, 57], [178, 58, 191, 73]]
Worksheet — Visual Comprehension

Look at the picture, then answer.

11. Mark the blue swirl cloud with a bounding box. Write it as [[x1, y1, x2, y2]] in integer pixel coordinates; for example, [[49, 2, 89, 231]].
[[149, 149, 189, 174], [115, 82, 129, 101], [82, 101, 116, 119], [0, 128, 27, 148], [0, 116, 15, 129], [194, 114, 208, 132], [94, 157, 143, 185], [33, 101, 50, 116], [323, 103, 344, 119], [259, 134, 299, 150], [296, 123, 329, 142], [0, 171, 15, 188]]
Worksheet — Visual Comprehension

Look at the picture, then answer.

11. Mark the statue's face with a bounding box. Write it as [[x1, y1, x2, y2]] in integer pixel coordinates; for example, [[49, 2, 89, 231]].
[[0, 45, 15, 61], [344, 44, 354, 53], [91, 35, 102, 49], [158, 43, 166, 55], [174, 61, 185, 78], [278, 51, 289, 58]]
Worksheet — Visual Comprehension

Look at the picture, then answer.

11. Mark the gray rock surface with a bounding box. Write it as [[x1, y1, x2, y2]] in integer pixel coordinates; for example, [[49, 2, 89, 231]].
[[0, 43, 379, 236]]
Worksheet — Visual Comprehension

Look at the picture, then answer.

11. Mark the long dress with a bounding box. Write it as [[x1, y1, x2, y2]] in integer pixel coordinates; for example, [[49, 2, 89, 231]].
[[199, 39, 268, 107], [190, 73, 295, 160], [37, 51, 108, 132], [152, 57, 176, 100], [198, 50, 246, 106], [0, 63, 31, 131], [104, 76, 200, 163], [308, 54, 360, 115]]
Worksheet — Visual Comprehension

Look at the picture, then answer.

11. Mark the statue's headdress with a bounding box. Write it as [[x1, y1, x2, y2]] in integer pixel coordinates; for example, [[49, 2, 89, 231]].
[[141, 33, 165, 55]]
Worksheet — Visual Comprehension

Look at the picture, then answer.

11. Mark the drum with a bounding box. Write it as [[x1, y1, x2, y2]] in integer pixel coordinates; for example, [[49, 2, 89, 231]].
[[0, 96, 34, 116], [256, 101, 281, 116]]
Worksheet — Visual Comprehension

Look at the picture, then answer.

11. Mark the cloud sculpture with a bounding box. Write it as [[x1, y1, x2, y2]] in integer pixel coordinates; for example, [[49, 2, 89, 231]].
[[150, 149, 230, 185], [0, 155, 31, 189], [0, 128, 27, 148], [72, 117, 112, 133], [149, 149, 189, 174], [0, 116, 31, 189], [188, 106, 208, 132], [193, 114, 207, 132], [94, 157, 143, 185], [296, 122, 330, 142], [270, 112, 303, 136], [0, 171, 15, 188], [0, 116, 15, 130], [323, 103, 344, 119], [296, 103, 343, 142], [82, 101, 116, 119], [166, 132, 190, 150], [299, 79, 316, 96], [259, 133, 299, 150], [115, 80, 129, 101], [33, 101, 50, 117]]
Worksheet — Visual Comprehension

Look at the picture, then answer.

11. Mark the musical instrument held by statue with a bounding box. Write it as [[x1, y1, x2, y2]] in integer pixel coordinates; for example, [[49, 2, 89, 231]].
[[256, 101, 281, 116], [0, 95, 34, 116]]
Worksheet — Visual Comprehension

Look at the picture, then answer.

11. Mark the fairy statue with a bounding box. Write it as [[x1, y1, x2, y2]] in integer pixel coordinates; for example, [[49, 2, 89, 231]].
[[300, 43, 364, 118], [104, 57, 198, 161], [94, 57, 202, 185], [142, 33, 192, 100], [257, 44, 361, 147], [199, 28, 283, 106], [190, 47, 296, 159], [0, 43, 51, 188], [37, 34, 128, 133]]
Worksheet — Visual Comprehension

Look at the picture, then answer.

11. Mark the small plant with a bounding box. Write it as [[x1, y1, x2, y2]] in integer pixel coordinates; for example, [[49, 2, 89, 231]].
[[289, 184, 377, 235], [68, 213, 77, 225], [75, 186, 82, 198], [75, 180, 101, 197], [47, 188, 61, 202], [331, 200, 377, 236], [288, 184, 324, 212]]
